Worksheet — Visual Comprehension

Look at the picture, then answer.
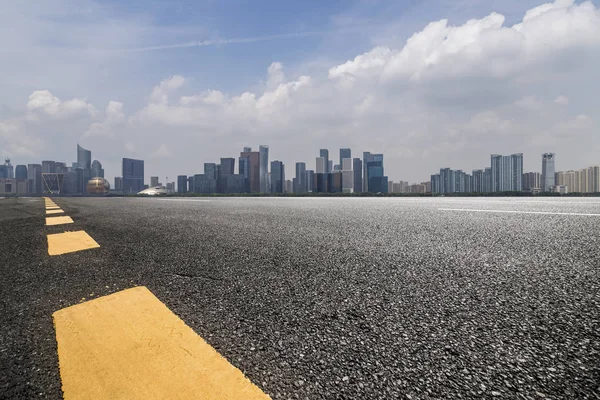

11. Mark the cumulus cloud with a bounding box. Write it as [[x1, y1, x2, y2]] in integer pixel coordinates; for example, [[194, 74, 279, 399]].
[[329, 0, 600, 85], [27, 90, 96, 119]]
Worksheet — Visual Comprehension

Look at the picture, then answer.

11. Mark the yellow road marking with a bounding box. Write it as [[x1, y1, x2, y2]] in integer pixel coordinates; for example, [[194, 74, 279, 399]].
[[46, 209, 64, 215], [53, 286, 270, 400], [46, 206, 61, 210], [46, 216, 74, 226], [47, 231, 100, 255]]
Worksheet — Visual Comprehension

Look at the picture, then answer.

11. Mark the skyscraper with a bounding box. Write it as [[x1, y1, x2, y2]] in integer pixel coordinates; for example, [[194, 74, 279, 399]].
[[339, 148, 351, 167], [27, 164, 42, 194], [522, 172, 541, 191], [366, 154, 386, 193], [122, 158, 144, 194], [220, 158, 235, 176], [259, 145, 269, 193], [363, 152, 372, 192], [240, 150, 260, 193], [542, 153, 556, 192], [15, 165, 28, 180], [294, 162, 307, 193], [316, 157, 326, 174], [490, 153, 523, 192], [342, 158, 353, 193], [2, 158, 14, 179], [77, 144, 92, 169], [114, 177, 123, 191], [150, 176, 160, 187], [353, 158, 363, 193], [320, 149, 330, 174], [270, 161, 285, 193], [177, 175, 188, 193], [305, 170, 314, 192], [42, 161, 56, 174], [472, 169, 484, 193], [91, 160, 104, 178]]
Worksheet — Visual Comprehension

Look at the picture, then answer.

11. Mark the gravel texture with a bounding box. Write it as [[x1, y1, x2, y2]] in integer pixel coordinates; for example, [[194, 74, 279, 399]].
[[1, 196, 599, 399]]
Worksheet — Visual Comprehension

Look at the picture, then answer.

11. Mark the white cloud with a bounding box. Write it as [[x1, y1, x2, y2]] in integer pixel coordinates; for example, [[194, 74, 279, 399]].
[[27, 90, 96, 119], [150, 144, 173, 158], [554, 95, 569, 106]]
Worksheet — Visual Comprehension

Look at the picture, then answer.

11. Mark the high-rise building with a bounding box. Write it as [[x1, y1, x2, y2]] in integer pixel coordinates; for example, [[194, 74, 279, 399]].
[[285, 179, 293, 194], [339, 148, 351, 167], [243, 147, 252, 153], [319, 149, 330, 174], [15, 165, 28, 180], [363, 152, 372, 192], [541, 153, 556, 192], [1, 158, 14, 179], [77, 144, 91, 169], [483, 168, 492, 193], [239, 156, 250, 192], [27, 164, 42, 194], [472, 169, 484, 193], [366, 154, 386, 193], [240, 150, 260, 193], [316, 157, 326, 174], [490, 153, 523, 192], [305, 170, 314, 192], [220, 158, 235, 176], [91, 160, 104, 178], [522, 172, 541, 191], [294, 162, 307, 193], [271, 161, 285, 193], [328, 160, 333, 173], [431, 174, 441, 194], [353, 158, 363, 193], [114, 177, 123, 191], [42, 160, 56, 174], [122, 158, 144, 194], [342, 158, 353, 193], [259, 145, 269, 193], [150, 176, 160, 187], [177, 175, 188, 193]]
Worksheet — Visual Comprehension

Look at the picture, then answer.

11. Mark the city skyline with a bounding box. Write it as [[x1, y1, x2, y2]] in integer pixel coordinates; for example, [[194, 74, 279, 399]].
[[1, 1, 599, 185]]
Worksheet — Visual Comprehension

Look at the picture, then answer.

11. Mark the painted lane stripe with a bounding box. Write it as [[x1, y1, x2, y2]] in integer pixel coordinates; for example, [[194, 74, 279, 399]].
[[46, 206, 61, 210], [53, 286, 271, 400], [154, 198, 211, 202], [47, 231, 100, 256], [438, 208, 600, 216], [46, 209, 65, 215], [46, 216, 75, 226]]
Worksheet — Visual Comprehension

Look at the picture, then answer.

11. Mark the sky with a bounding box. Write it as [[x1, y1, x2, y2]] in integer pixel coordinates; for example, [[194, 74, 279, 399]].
[[1, 0, 599, 184]]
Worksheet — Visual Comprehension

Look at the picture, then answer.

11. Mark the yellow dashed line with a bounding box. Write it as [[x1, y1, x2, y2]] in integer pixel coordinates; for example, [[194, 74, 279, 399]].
[[53, 286, 271, 400], [46, 206, 61, 210], [46, 216, 75, 226], [47, 231, 100, 255], [46, 209, 64, 215]]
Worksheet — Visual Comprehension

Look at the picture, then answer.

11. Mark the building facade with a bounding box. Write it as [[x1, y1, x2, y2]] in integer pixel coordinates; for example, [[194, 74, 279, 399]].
[[122, 158, 144, 194], [541, 153, 556, 192]]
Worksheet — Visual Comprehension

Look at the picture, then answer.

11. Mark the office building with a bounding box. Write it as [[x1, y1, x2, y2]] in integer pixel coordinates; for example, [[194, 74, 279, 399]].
[[305, 170, 314, 192], [483, 168, 492, 193], [15, 165, 28, 180], [293, 162, 306, 193], [319, 149, 330, 174], [42, 160, 56, 174], [342, 158, 353, 193], [362, 152, 372, 192], [366, 154, 387, 193], [490, 153, 523, 192], [328, 160, 333, 173], [353, 158, 363, 193], [0, 158, 14, 179], [220, 158, 235, 176], [316, 157, 326, 174], [339, 148, 351, 167], [271, 161, 285, 193], [177, 175, 188, 193], [27, 164, 42, 194], [259, 145, 269, 193], [150, 176, 160, 187], [91, 160, 104, 178], [114, 177, 123, 191], [541, 153, 556, 192], [122, 158, 144, 194], [240, 150, 260, 193]]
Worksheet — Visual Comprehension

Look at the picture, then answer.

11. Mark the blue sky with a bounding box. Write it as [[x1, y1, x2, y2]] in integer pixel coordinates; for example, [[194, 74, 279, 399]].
[[1, 0, 599, 183]]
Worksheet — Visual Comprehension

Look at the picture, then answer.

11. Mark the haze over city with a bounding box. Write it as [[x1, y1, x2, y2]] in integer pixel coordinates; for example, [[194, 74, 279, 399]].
[[1, 0, 599, 184]]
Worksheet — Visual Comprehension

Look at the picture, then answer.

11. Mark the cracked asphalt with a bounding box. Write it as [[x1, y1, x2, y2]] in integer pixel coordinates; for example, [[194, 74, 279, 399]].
[[1, 196, 599, 399]]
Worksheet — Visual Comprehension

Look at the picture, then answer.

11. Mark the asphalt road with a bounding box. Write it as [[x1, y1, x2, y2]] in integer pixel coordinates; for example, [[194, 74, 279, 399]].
[[1, 196, 599, 399]]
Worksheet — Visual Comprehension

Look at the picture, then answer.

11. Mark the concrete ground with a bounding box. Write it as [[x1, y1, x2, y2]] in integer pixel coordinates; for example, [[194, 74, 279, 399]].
[[1, 196, 599, 399]]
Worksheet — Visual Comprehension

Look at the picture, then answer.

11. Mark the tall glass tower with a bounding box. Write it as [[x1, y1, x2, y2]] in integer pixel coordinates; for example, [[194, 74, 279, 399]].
[[541, 153, 555, 192], [259, 145, 269, 193]]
